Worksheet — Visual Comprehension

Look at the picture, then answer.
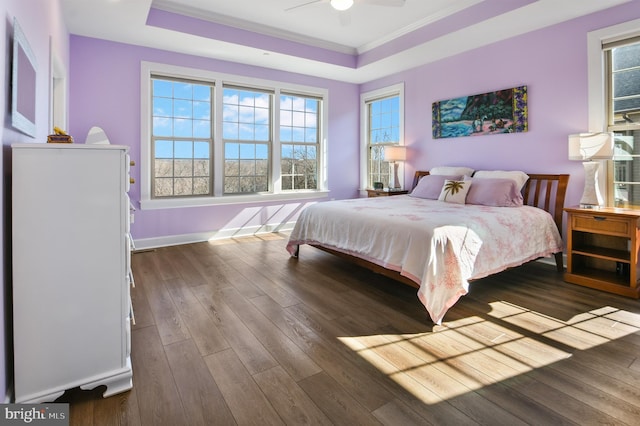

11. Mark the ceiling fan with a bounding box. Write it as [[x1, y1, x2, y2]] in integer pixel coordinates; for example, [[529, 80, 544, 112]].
[[286, 0, 406, 13]]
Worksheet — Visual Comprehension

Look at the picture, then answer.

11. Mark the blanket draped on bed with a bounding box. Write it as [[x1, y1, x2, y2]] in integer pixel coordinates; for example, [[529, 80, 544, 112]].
[[286, 196, 562, 324]]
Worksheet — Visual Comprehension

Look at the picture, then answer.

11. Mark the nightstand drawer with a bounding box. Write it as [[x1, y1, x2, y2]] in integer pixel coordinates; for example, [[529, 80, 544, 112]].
[[571, 214, 630, 236]]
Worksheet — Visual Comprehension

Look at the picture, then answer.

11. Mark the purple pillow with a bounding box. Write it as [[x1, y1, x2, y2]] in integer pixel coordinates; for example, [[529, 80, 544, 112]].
[[409, 174, 462, 199], [465, 177, 523, 207]]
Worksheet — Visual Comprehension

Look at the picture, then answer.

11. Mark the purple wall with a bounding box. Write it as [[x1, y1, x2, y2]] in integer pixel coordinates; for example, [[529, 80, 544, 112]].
[[69, 37, 360, 242], [363, 1, 640, 213]]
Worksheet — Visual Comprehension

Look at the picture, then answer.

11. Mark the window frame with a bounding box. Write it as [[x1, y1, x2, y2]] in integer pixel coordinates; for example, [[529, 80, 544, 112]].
[[360, 83, 405, 192], [140, 61, 329, 210], [587, 19, 640, 205]]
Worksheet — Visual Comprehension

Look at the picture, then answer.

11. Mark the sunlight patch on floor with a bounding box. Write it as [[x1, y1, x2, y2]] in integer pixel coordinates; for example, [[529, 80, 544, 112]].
[[339, 302, 640, 401]]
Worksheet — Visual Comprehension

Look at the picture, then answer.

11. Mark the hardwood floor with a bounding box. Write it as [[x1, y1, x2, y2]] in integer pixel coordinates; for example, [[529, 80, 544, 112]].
[[57, 233, 640, 425]]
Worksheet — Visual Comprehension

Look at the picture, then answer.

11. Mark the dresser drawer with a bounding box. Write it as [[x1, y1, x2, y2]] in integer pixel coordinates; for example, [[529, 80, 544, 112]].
[[571, 214, 631, 236]]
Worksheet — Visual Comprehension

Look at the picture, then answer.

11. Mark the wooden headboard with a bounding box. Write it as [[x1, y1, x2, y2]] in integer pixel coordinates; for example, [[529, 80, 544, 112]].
[[411, 171, 569, 235]]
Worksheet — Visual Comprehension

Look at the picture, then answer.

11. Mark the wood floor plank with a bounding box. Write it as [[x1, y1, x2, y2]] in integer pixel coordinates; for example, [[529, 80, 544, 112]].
[[283, 303, 398, 411], [92, 387, 142, 426], [204, 348, 283, 426], [218, 286, 322, 381], [297, 372, 383, 426], [164, 339, 236, 425], [253, 366, 333, 425], [528, 363, 640, 424], [129, 253, 156, 329], [226, 256, 301, 308], [372, 398, 435, 426], [142, 278, 190, 346], [192, 284, 278, 375], [165, 278, 230, 356], [130, 326, 186, 426], [505, 372, 622, 424]]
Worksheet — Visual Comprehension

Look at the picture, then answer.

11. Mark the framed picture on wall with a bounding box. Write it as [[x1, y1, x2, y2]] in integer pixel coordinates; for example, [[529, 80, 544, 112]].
[[432, 85, 528, 139]]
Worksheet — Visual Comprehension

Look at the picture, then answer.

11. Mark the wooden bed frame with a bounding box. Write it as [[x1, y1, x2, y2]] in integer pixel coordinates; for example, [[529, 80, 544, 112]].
[[303, 171, 570, 290]]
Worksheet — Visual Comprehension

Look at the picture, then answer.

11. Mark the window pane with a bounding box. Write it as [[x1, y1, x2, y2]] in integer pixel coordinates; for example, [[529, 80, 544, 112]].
[[153, 98, 172, 117], [174, 83, 193, 100], [154, 178, 172, 197], [174, 119, 192, 137], [175, 159, 193, 177], [153, 80, 172, 97], [193, 177, 210, 195]]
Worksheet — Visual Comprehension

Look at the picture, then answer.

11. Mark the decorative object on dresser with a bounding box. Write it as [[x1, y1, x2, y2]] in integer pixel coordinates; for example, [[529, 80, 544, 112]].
[[47, 126, 73, 143], [568, 132, 614, 208], [564, 206, 640, 298], [12, 143, 134, 403], [383, 145, 406, 189]]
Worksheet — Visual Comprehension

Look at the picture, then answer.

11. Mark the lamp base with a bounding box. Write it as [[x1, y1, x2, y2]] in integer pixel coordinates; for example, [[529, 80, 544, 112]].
[[390, 162, 402, 189], [580, 161, 604, 207]]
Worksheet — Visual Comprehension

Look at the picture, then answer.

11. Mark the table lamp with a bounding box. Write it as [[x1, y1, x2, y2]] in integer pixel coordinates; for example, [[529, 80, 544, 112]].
[[568, 132, 614, 208], [383, 145, 407, 190]]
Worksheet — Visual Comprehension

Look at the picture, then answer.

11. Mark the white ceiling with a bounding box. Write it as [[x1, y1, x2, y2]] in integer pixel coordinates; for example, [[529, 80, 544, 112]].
[[60, 0, 632, 83]]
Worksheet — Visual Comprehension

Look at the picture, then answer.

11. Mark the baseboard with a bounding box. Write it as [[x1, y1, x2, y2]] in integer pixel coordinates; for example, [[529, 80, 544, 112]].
[[133, 221, 297, 250]]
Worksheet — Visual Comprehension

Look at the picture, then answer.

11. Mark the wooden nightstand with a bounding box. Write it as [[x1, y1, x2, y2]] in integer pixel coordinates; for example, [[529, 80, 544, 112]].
[[366, 189, 409, 197], [564, 206, 640, 298]]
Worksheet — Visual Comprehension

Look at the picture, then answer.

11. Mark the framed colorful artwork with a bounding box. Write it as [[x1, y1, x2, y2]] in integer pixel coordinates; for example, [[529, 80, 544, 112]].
[[432, 86, 528, 139]]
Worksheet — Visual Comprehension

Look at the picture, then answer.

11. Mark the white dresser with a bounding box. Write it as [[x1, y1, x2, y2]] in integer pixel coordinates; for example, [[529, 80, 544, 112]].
[[12, 143, 134, 403]]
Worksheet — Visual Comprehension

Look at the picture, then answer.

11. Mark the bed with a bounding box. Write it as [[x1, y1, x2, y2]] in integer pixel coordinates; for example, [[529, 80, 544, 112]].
[[286, 170, 569, 324]]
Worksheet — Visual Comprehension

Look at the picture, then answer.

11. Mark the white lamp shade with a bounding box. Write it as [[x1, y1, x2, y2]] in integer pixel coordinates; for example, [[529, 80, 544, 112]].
[[568, 132, 614, 160], [383, 145, 406, 162], [330, 0, 354, 11]]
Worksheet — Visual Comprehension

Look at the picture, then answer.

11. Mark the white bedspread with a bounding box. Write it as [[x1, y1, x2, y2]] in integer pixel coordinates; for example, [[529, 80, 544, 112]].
[[286, 195, 562, 324]]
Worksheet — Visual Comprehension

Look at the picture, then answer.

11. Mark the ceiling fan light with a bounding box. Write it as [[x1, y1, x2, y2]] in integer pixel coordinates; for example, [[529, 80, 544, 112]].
[[330, 0, 354, 11]]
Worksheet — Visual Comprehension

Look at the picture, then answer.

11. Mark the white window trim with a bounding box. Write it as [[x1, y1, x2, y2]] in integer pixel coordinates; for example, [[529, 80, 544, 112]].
[[359, 83, 405, 192], [140, 61, 329, 210], [587, 18, 640, 203]]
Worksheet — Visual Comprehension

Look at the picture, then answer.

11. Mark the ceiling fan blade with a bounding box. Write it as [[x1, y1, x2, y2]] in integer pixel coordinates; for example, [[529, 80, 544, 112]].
[[361, 0, 406, 6], [285, 0, 325, 12]]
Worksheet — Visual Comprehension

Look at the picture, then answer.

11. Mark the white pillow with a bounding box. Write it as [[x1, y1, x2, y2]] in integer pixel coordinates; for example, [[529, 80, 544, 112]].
[[430, 166, 475, 176], [473, 170, 529, 190], [438, 179, 471, 204]]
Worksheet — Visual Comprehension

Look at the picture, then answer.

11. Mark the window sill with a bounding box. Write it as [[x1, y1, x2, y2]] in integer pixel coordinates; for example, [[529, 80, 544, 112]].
[[140, 190, 331, 210]]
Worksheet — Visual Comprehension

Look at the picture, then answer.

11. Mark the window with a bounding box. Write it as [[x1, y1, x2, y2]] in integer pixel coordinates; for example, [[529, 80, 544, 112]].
[[222, 87, 271, 194], [151, 76, 213, 198], [606, 38, 640, 207], [360, 84, 404, 190], [588, 19, 640, 207], [280, 93, 320, 190], [140, 62, 328, 209]]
